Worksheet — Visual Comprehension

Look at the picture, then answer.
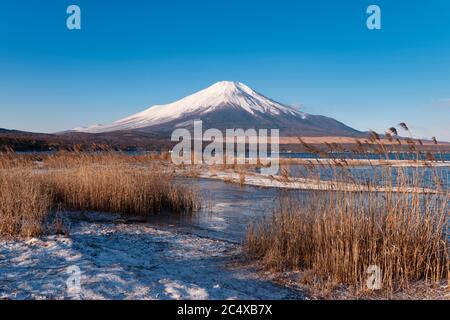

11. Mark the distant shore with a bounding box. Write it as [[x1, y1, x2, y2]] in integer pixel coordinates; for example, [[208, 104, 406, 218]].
[[2, 127, 450, 153]]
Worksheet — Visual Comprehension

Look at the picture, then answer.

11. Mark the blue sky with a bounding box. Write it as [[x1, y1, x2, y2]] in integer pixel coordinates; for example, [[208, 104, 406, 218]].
[[1, 0, 449, 140]]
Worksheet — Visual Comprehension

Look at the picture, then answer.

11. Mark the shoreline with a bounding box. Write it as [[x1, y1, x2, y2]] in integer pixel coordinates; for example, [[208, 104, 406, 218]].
[[182, 169, 447, 194], [279, 157, 450, 167]]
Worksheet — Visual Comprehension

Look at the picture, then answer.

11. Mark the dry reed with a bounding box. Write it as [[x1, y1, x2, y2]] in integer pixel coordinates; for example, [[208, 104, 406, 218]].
[[0, 169, 51, 237], [246, 124, 449, 294], [0, 152, 199, 237]]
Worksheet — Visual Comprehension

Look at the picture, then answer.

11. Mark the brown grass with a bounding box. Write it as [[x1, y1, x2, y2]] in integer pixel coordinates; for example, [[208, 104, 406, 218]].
[[246, 124, 449, 294], [0, 152, 199, 237], [0, 169, 51, 237], [247, 191, 448, 293], [45, 163, 199, 215]]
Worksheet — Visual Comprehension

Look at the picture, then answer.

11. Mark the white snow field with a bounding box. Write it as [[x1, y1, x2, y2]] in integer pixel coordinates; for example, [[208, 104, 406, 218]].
[[0, 212, 303, 300]]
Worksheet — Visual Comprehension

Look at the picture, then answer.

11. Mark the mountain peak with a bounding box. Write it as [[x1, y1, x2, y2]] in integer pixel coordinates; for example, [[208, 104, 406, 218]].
[[211, 80, 243, 88], [205, 81, 260, 101], [71, 80, 361, 137], [209, 80, 249, 91], [73, 81, 305, 133]]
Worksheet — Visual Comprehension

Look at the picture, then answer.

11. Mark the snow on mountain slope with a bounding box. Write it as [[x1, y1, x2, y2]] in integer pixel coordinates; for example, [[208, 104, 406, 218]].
[[73, 81, 307, 133]]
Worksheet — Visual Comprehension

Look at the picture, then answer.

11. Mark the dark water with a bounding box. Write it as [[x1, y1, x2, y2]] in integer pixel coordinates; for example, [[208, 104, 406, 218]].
[[148, 178, 450, 243], [145, 177, 449, 244], [147, 179, 296, 243]]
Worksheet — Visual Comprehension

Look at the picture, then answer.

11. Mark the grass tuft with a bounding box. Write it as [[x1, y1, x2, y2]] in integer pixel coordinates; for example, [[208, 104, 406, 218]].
[[0, 152, 200, 237]]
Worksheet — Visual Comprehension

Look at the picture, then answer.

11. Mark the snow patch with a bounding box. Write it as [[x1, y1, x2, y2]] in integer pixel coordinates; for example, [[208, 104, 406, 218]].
[[0, 214, 302, 300]]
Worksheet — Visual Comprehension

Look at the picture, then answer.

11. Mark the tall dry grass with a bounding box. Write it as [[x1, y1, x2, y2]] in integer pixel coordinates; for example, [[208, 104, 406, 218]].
[[247, 191, 448, 292], [247, 124, 449, 293], [45, 163, 199, 215], [0, 152, 199, 237], [0, 169, 51, 237]]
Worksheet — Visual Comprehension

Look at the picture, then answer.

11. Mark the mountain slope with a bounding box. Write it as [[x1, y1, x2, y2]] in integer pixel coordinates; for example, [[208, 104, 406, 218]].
[[73, 81, 361, 137]]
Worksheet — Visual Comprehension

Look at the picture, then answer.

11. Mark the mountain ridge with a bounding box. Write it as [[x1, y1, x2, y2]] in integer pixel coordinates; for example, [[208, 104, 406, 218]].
[[72, 81, 361, 137]]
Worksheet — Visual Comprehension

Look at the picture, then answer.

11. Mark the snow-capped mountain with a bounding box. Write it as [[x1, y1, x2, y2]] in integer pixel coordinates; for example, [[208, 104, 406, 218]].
[[73, 81, 361, 136]]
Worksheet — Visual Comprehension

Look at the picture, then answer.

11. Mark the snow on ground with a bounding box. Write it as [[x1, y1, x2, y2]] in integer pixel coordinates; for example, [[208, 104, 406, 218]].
[[196, 170, 441, 194], [0, 212, 303, 300], [281, 158, 450, 167]]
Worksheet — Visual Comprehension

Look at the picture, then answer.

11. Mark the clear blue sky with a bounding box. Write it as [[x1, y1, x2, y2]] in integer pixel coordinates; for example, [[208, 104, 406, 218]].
[[1, 0, 449, 140]]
